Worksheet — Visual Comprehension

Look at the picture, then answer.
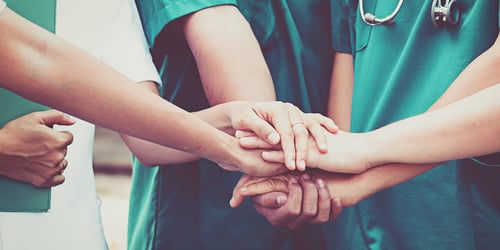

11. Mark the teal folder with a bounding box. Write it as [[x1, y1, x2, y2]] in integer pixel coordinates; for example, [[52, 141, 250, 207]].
[[0, 0, 56, 212]]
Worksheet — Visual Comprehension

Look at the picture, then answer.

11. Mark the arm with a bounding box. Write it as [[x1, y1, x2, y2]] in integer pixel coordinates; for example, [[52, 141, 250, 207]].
[[327, 52, 353, 131], [0, 110, 74, 187], [122, 4, 275, 166], [123, 5, 336, 169], [0, 6, 287, 176]]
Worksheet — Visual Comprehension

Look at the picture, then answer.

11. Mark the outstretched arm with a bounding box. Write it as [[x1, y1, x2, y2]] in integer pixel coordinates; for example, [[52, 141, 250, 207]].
[[0, 6, 287, 176], [121, 5, 336, 168]]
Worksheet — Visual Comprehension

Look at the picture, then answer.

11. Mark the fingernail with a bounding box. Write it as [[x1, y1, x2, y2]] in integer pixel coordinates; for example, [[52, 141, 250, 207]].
[[239, 137, 250, 144], [333, 198, 342, 208], [276, 195, 287, 206], [302, 173, 311, 180], [267, 133, 280, 144], [298, 160, 306, 170], [289, 178, 298, 184], [240, 186, 248, 192], [319, 142, 327, 150], [317, 179, 325, 188], [288, 160, 296, 170], [229, 197, 234, 206]]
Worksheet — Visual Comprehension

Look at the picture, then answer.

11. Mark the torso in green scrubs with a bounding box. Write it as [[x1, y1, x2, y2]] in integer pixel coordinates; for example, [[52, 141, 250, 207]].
[[129, 1, 334, 249], [327, 1, 500, 249]]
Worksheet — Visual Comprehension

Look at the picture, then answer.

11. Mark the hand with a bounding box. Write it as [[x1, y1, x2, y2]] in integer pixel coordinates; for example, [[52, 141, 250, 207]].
[[241, 129, 371, 174], [0, 110, 75, 187], [230, 173, 343, 228], [216, 137, 289, 177], [223, 101, 337, 171]]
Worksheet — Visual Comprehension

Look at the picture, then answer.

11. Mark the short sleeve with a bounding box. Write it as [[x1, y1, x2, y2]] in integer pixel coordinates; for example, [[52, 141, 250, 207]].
[[99, 0, 161, 85], [0, 1, 6, 14], [331, 0, 355, 54], [135, 0, 237, 49]]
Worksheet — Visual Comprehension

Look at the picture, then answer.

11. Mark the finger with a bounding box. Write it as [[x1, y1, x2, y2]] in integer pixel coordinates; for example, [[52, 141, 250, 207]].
[[330, 198, 343, 221], [47, 174, 66, 187], [260, 178, 303, 226], [58, 159, 68, 172], [60, 130, 74, 146], [39, 110, 76, 127], [251, 192, 288, 209], [234, 130, 256, 138], [239, 136, 276, 149], [316, 114, 338, 134], [241, 180, 289, 198], [310, 178, 332, 224], [307, 123, 329, 154], [292, 122, 308, 171], [261, 151, 285, 164], [287, 174, 318, 229], [230, 175, 253, 208], [268, 104, 296, 171], [233, 110, 281, 145], [287, 104, 307, 171]]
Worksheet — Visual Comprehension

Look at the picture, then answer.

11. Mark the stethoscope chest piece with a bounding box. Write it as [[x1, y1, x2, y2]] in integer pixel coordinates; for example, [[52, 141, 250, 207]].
[[431, 0, 460, 28]]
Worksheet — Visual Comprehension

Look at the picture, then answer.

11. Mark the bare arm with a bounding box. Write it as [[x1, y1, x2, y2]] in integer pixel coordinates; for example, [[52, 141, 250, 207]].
[[0, 7, 288, 176], [121, 4, 275, 166], [327, 52, 353, 131], [123, 5, 335, 169]]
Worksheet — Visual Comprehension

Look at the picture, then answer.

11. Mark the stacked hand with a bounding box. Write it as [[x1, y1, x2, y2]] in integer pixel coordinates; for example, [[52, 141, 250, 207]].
[[213, 101, 338, 176], [226, 107, 376, 228]]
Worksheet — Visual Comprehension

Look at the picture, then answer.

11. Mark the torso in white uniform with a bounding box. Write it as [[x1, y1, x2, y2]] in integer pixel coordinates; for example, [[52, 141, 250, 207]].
[[0, 1, 159, 249]]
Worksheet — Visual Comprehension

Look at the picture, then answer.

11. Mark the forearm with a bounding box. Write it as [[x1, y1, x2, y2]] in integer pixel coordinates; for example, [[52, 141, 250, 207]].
[[327, 52, 353, 131], [310, 163, 437, 206], [366, 84, 500, 166], [0, 7, 238, 164], [319, 34, 500, 197], [182, 4, 275, 103], [122, 102, 238, 166]]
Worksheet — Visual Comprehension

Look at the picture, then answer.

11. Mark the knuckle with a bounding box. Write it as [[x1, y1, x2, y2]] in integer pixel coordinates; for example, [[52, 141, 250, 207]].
[[302, 207, 317, 217], [288, 207, 301, 217]]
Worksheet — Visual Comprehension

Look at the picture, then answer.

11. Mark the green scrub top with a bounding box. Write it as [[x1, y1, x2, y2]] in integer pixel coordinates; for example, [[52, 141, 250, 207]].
[[328, 1, 500, 249], [129, 0, 334, 249]]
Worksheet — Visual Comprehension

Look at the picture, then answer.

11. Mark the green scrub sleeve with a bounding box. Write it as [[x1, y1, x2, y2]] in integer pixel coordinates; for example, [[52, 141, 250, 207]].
[[135, 0, 237, 49], [330, 0, 355, 54]]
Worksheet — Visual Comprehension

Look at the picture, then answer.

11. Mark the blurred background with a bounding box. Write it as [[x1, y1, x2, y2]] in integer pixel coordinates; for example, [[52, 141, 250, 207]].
[[93, 126, 133, 250]]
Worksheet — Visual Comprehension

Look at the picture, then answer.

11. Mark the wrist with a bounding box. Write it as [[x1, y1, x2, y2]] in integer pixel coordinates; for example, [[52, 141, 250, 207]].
[[202, 131, 241, 172], [363, 130, 389, 168]]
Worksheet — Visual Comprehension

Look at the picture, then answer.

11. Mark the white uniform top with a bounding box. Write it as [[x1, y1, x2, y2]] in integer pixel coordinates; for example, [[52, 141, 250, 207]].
[[0, 1, 160, 249], [0, 1, 5, 14]]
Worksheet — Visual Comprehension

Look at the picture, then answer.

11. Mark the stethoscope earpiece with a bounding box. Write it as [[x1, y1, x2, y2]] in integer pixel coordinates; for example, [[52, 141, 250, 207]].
[[431, 0, 460, 28]]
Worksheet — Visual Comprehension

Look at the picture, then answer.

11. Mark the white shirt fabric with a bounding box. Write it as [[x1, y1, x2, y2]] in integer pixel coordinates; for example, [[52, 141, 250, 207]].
[[0, 1, 160, 249], [0, 1, 5, 14]]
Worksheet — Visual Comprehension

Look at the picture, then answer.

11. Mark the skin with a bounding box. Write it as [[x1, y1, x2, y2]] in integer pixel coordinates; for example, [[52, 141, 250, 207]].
[[119, 4, 338, 225], [0, 6, 288, 177], [233, 33, 500, 226], [0, 110, 74, 187]]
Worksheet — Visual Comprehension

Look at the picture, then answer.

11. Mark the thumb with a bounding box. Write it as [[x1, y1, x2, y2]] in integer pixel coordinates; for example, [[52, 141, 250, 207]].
[[40, 110, 76, 127], [235, 116, 280, 146]]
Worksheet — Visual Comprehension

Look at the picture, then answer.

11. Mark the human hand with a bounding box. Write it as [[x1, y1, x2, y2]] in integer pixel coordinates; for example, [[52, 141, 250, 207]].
[[241, 129, 372, 174], [0, 110, 75, 187], [223, 101, 337, 171], [230, 173, 343, 229]]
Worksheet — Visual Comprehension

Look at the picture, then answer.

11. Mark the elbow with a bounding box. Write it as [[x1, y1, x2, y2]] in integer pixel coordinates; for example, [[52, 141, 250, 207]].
[[133, 154, 159, 167]]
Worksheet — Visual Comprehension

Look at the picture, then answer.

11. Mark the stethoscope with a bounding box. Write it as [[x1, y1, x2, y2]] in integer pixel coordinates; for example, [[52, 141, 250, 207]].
[[360, 0, 460, 28]]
